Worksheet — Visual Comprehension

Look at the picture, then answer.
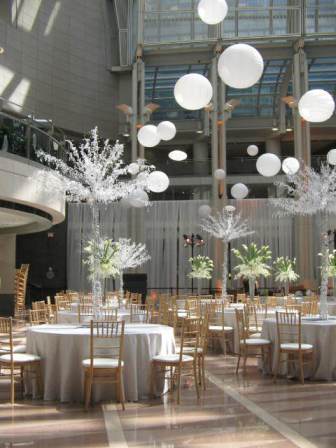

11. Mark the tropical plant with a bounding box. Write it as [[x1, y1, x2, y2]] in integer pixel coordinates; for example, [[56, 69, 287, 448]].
[[188, 255, 214, 280], [232, 243, 272, 299], [83, 237, 120, 280], [273, 256, 299, 295], [328, 250, 336, 278]]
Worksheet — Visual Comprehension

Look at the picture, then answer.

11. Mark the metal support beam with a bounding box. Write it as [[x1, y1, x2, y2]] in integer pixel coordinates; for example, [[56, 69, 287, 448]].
[[139, 59, 145, 159], [218, 79, 227, 203], [210, 56, 219, 210], [131, 62, 138, 162]]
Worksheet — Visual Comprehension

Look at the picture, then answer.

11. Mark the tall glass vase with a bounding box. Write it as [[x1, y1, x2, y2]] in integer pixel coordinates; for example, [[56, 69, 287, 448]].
[[119, 271, 124, 303], [248, 276, 255, 301], [91, 203, 103, 318], [222, 241, 228, 300], [320, 227, 329, 319]]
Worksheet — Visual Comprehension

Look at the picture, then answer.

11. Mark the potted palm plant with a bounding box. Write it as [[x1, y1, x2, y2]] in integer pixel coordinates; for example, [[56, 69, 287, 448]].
[[327, 250, 336, 296], [188, 255, 214, 295], [273, 256, 299, 296], [232, 243, 272, 300]]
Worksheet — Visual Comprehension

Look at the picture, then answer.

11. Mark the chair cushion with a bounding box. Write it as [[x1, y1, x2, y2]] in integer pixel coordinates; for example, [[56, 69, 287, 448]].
[[209, 325, 233, 332], [152, 354, 193, 363], [0, 344, 27, 354], [240, 338, 271, 346], [280, 343, 313, 351], [0, 353, 41, 363], [82, 358, 123, 368], [249, 333, 261, 339], [176, 346, 203, 354]]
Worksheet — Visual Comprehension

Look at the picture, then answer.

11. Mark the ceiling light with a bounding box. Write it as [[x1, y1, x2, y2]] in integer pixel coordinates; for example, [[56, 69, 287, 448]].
[[196, 129, 203, 134], [272, 126, 279, 131], [0, 47, 4, 55], [169, 150, 187, 161]]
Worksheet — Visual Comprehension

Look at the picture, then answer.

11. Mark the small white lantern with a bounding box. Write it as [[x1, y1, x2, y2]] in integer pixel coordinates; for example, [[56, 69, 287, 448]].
[[197, 0, 228, 25], [247, 144, 259, 157], [169, 150, 187, 161], [225, 205, 236, 212], [128, 190, 149, 208], [199, 204, 212, 218], [256, 153, 281, 177], [128, 162, 140, 175], [157, 121, 176, 141], [327, 149, 336, 165], [282, 157, 300, 175], [298, 89, 335, 123], [218, 44, 264, 89], [231, 183, 248, 199], [137, 125, 160, 147], [174, 74, 213, 110], [147, 171, 170, 193], [214, 168, 226, 180]]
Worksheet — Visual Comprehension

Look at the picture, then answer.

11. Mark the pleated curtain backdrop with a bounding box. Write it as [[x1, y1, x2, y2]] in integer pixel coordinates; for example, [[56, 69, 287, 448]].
[[67, 200, 295, 293]]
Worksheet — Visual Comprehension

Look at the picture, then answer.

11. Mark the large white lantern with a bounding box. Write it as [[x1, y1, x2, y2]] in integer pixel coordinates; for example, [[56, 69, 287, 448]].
[[327, 149, 336, 165], [218, 44, 264, 89], [157, 121, 176, 141], [231, 183, 248, 199], [225, 205, 236, 213], [298, 89, 335, 123], [128, 162, 140, 176], [197, 0, 228, 25], [137, 125, 160, 147], [214, 168, 226, 180], [247, 144, 259, 157], [256, 153, 281, 177], [169, 150, 187, 161], [147, 171, 170, 193], [128, 190, 149, 208], [174, 74, 213, 110], [282, 157, 300, 175], [199, 204, 212, 218]]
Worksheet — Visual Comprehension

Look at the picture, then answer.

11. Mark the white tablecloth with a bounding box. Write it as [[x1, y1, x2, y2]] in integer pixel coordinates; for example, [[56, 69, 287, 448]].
[[26, 323, 175, 402], [261, 317, 336, 380], [57, 309, 133, 325]]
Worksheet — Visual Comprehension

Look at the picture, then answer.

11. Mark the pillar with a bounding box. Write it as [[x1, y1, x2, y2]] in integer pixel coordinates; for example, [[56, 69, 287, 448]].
[[193, 141, 209, 178], [0, 234, 16, 315], [131, 62, 138, 162]]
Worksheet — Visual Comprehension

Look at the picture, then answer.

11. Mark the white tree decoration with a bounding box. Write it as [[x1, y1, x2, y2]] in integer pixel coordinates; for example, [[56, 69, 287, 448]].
[[271, 163, 336, 318], [117, 238, 151, 299], [36, 127, 155, 315], [201, 206, 254, 298]]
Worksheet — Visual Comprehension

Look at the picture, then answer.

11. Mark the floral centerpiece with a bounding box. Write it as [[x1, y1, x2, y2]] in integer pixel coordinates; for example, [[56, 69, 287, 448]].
[[273, 256, 299, 296], [188, 255, 214, 295]]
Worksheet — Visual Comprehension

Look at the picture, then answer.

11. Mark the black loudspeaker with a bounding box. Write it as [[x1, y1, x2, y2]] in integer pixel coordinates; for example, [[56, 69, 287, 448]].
[[123, 273, 147, 303]]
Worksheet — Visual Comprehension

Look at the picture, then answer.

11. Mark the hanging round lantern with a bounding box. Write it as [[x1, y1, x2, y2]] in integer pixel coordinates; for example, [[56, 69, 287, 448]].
[[147, 171, 170, 193], [128, 162, 140, 175], [174, 74, 213, 110], [197, 0, 228, 25], [231, 183, 248, 199], [327, 149, 336, 165], [247, 144, 259, 157], [128, 190, 149, 208], [157, 121, 176, 141], [214, 168, 226, 180], [256, 153, 281, 177], [298, 89, 335, 123], [282, 157, 300, 175], [137, 125, 160, 147], [218, 44, 264, 89], [168, 150, 187, 161], [199, 204, 212, 218], [225, 205, 236, 212]]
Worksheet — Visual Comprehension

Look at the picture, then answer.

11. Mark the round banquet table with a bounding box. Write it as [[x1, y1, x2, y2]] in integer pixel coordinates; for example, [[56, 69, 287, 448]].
[[57, 309, 134, 325], [26, 323, 175, 402], [261, 317, 336, 380]]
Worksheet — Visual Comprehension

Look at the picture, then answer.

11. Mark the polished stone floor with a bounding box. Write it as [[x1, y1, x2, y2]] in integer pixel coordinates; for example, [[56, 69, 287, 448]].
[[1, 355, 336, 447]]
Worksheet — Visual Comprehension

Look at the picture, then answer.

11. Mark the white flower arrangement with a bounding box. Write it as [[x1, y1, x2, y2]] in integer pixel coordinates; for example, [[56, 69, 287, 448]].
[[273, 256, 299, 295], [188, 255, 214, 280], [83, 238, 120, 280]]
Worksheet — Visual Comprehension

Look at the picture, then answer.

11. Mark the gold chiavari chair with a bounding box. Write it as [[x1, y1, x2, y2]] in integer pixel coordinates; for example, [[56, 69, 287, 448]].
[[32, 300, 47, 311], [46, 297, 57, 324], [80, 296, 93, 306], [274, 311, 314, 384], [29, 309, 48, 326], [198, 295, 213, 302], [245, 303, 268, 338], [285, 296, 296, 306], [130, 304, 150, 323], [78, 305, 94, 324], [150, 317, 200, 404], [235, 308, 272, 375], [82, 320, 125, 410], [0, 317, 42, 404], [99, 308, 119, 321], [206, 302, 233, 355], [266, 296, 278, 308], [55, 296, 71, 311], [185, 298, 200, 317]]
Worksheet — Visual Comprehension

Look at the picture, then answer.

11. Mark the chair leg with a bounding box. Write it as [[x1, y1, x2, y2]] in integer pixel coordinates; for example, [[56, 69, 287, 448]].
[[193, 361, 200, 401], [273, 350, 280, 383], [243, 352, 248, 375], [299, 353, 305, 385], [150, 362, 155, 398], [119, 370, 126, 411], [236, 354, 241, 374], [222, 334, 227, 356], [176, 367, 181, 405], [35, 363, 43, 398], [10, 365, 15, 405], [84, 372, 92, 410], [201, 356, 206, 391]]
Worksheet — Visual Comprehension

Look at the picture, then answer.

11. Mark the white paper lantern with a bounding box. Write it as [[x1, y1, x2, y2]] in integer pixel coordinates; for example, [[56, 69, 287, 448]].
[[128, 190, 149, 208], [327, 149, 336, 165], [174, 74, 213, 110], [256, 153, 281, 177], [282, 157, 300, 175], [218, 44, 264, 89], [231, 183, 248, 199], [169, 150, 187, 161], [137, 125, 160, 147], [225, 205, 236, 212], [157, 121, 176, 141], [214, 168, 226, 180], [147, 171, 170, 193], [128, 162, 140, 176], [298, 89, 335, 123], [197, 0, 228, 25], [199, 204, 212, 218], [247, 144, 259, 157]]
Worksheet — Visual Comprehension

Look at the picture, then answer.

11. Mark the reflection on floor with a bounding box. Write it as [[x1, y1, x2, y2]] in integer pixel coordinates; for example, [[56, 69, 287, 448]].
[[1, 355, 336, 447]]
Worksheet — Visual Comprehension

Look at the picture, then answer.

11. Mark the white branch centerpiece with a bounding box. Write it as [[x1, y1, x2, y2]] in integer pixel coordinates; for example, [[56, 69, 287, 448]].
[[36, 127, 156, 316], [117, 238, 151, 300], [271, 163, 336, 318], [201, 205, 254, 299]]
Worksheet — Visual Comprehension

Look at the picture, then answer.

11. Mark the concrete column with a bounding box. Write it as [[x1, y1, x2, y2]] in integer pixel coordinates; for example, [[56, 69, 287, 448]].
[[265, 138, 281, 155], [210, 56, 219, 210], [0, 235, 16, 295], [138, 60, 145, 159], [193, 141, 208, 177], [218, 79, 227, 202], [131, 62, 138, 162]]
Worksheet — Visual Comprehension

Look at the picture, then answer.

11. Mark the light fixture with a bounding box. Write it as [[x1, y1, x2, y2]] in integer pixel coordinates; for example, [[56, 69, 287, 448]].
[[298, 89, 335, 123], [147, 171, 170, 193], [196, 129, 203, 134], [198, 204, 211, 218], [123, 132, 130, 137], [0, 47, 4, 55], [197, 0, 228, 25], [256, 153, 281, 177], [286, 118, 293, 132], [137, 125, 160, 147], [247, 144, 259, 156], [272, 125, 279, 131], [231, 183, 249, 199], [174, 73, 213, 111], [157, 121, 176, 141], [169, 150, 187, 161]]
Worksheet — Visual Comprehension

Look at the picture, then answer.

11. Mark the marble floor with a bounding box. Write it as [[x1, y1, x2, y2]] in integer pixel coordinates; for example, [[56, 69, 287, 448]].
[[1, 355, 336, 447]]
